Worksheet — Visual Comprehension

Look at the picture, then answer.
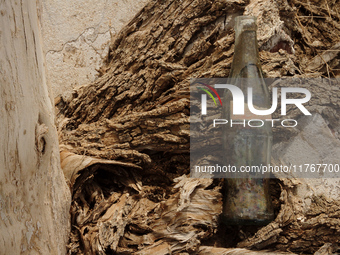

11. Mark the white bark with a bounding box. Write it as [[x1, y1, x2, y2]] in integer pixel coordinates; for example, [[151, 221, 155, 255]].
[[0, 0, 70, 254]]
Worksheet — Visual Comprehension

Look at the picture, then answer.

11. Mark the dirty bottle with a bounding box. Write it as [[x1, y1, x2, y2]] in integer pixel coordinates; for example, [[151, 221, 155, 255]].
[[221, 16, 274, 225]]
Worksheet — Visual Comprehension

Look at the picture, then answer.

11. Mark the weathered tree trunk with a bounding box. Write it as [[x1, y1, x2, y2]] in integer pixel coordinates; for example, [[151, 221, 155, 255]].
[[0, 0, 70, 254], [56, 0, 340, 254]]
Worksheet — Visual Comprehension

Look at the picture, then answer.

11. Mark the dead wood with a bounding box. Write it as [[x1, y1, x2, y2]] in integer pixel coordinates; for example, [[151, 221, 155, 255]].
[[0, 0, 71, 253], [198, 246, 296, 254], [56, 0, 340, 254]]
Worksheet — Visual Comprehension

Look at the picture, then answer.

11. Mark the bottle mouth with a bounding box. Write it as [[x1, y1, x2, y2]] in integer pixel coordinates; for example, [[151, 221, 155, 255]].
[[234, 16, 257, 41]]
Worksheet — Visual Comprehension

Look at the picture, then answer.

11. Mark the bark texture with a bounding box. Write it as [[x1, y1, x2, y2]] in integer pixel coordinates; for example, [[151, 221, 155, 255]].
[[0, 0, 70, 254], [56, 0, 340, 254]]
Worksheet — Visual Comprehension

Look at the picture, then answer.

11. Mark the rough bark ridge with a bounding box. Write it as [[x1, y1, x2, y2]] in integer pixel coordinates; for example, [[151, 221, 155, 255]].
[[57, 0, 340, 254]]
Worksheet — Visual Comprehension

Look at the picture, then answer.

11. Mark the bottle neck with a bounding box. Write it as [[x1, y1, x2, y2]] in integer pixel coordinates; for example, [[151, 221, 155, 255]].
[[229, 29, 260, 78]]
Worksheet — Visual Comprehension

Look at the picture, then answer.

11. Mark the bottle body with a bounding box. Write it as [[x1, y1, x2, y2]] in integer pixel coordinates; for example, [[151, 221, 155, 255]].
[[222, 16, 274, 225], [222, 127, 273, 225]]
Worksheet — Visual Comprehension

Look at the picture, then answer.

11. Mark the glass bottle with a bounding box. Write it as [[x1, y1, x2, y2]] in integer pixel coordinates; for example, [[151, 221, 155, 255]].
[[221, 16, 274, 225]]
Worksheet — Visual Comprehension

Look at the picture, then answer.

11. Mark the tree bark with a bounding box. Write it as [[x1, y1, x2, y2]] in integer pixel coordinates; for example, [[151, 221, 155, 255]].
[[56, 0, 340, 254], [0, 0, 70, 254]]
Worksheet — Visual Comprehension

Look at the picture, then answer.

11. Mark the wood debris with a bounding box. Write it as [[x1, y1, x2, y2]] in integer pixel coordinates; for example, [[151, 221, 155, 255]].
[[56, 0, 340, 254]]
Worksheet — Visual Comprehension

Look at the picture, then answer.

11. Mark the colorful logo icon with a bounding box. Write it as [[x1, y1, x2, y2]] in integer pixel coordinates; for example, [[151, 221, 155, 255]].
[[197, 82, 222, 115]]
